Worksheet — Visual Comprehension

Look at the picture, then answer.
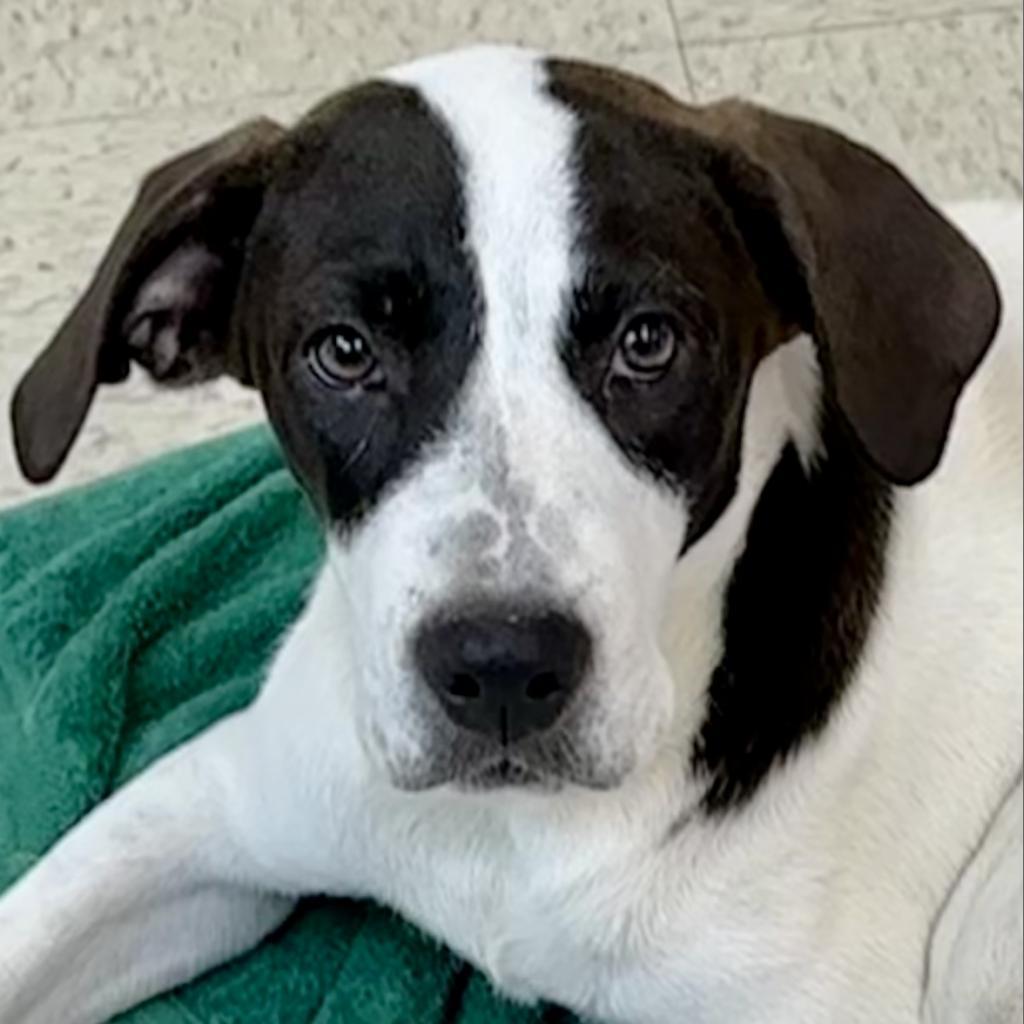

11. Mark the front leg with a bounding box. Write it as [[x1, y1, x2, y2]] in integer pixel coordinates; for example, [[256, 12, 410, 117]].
[[0, 712, 297, 1024]]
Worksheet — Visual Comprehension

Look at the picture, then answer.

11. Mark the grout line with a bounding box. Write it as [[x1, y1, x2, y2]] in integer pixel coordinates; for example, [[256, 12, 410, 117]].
[[677, 46, 700, 102], [662, 0, 699, 100], [42, 51, 74, 95], [678, 3, 1020, 49], [0, 84, 327, 138]]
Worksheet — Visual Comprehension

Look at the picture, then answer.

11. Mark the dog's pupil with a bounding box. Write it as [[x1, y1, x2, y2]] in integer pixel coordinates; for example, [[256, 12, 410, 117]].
[[626, 316, 673, 368], [332, 331, 365, 363], [323, 329, 376, 380]]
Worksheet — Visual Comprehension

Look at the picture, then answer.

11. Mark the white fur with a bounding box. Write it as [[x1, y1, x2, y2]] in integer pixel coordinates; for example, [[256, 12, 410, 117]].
[[0, 48, 1020, 1024]]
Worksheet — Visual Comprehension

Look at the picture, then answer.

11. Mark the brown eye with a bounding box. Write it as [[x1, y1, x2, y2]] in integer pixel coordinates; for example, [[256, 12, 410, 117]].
[[307, 325, 380, 388], [615, 314, 679, 379]]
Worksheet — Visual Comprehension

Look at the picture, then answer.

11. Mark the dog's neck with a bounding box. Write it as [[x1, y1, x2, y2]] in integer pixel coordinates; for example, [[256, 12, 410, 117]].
[[662, 334, 893, 813]]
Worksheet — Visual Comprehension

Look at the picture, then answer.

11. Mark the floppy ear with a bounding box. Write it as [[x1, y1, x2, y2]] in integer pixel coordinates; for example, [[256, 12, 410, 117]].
[[704, 101, 1001, 485], [10, 117, 285, 483]]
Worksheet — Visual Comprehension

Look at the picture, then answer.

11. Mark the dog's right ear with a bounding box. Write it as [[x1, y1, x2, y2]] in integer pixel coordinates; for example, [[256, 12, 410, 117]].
[[10, 117, 285, 483]]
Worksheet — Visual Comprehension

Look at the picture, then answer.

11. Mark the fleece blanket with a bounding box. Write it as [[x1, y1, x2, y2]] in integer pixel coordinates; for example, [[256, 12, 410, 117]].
[[0, 426, 576, 1024]]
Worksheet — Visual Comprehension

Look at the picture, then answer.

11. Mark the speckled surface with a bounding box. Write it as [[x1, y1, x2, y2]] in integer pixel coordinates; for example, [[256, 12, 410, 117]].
[[1, 0, 1020, 508], [687, 11, 1023, 200]]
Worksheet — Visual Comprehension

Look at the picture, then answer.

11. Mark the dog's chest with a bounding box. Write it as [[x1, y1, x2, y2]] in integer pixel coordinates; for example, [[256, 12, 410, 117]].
[[347, 786, 861, 1024]]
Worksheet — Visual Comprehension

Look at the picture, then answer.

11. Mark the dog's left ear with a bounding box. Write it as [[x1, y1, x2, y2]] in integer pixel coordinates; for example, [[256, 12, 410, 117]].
[[11, 118, 285, 483], [704, 101, 1001, 485]]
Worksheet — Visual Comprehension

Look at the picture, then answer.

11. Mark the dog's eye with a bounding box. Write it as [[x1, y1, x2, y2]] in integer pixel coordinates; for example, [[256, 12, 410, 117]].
[[306, 325, 380, 388], [614, 314, 679, 380]]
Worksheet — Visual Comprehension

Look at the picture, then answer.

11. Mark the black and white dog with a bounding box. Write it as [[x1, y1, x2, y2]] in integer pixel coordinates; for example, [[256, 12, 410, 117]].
[[2, 46, 1022, 1024]]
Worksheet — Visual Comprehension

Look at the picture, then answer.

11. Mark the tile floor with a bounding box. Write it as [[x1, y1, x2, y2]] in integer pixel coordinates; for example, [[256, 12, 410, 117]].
[[0, 0, 1020, 507]]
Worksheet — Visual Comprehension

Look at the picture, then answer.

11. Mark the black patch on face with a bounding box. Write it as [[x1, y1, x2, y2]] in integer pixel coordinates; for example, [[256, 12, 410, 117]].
[[692, 413, 892, 812], [547, 63, 785, 549], [236, 82, 481, 527], [562, 265, 747, 550]]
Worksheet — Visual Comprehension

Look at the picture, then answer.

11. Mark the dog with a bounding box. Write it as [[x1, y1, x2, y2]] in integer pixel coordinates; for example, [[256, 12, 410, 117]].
[[1, 45, 1021, 1024]]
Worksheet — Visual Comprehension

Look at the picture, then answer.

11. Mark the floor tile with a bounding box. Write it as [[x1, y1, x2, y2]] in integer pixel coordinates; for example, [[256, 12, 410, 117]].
[[0, 0, 312, 130], [686, 12, 1023, 200], [301, 0, 679, 69], [0, 0, 680, 130]]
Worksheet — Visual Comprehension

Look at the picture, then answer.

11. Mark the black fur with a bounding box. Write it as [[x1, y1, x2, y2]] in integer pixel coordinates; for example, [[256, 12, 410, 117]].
[[693, 415, 892, 812], [238, 83, 482, 527], [548, 64, 777, 551]]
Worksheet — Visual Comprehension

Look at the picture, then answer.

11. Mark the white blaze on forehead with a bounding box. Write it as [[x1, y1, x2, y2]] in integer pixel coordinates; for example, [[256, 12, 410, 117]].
[[381, 46, 592, 572], [383, 46, 577, 390]]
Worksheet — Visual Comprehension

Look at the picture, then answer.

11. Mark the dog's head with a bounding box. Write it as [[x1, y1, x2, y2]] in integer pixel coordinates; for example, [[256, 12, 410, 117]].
[[11, 48, 999, 795]]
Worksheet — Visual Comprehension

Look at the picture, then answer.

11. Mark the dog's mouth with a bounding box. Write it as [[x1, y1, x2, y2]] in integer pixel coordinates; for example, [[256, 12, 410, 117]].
[[389, 736, 625, 794], [456, 754, 562, 792]]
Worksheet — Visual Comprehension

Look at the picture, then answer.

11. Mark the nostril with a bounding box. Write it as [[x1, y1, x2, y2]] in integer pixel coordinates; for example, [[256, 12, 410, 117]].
[[447, 672, 481, 703], [525, 671, 562, 702]]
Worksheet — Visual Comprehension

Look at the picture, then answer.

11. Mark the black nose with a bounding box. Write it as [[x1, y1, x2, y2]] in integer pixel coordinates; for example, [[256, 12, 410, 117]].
[[414, 606, 591, 743]]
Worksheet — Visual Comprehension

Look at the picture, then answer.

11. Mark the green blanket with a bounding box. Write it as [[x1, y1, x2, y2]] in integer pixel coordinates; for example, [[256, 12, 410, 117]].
[[0, 426, 575, 1024]]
